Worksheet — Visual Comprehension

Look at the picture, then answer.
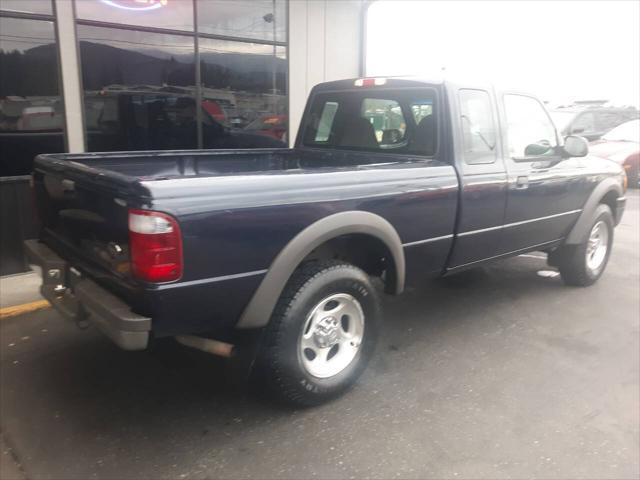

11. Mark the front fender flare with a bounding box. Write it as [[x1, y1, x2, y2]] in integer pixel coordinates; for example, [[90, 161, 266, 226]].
[[565, 177, 622, 245], [236, 211, 405, 329]]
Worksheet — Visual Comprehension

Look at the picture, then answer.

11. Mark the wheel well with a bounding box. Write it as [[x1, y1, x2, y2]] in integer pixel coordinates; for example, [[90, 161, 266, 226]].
[[600, 190, 618, 218], [301, 234, 398, 294]]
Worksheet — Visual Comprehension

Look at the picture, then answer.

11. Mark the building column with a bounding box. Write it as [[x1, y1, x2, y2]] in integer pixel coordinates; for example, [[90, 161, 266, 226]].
[[287, 0, 366, 145], [53, 0, 85, 153]]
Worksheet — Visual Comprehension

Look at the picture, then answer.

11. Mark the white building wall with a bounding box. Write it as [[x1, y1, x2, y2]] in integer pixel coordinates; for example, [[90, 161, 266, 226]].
[[288, 0, 366, 145]]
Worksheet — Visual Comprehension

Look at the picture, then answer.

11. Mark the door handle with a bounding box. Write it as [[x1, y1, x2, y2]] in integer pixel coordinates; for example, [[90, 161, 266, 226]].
[[515, 175, 529, 189]]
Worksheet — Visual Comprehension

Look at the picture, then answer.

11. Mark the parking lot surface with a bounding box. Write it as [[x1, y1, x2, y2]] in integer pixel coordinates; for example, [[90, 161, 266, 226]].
[[1, 191, 638, 480]]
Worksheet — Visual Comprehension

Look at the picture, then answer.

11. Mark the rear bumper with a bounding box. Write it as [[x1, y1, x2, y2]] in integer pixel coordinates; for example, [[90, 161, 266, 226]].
[[616, 196, 627, 225], [24, 239, 151, 350]]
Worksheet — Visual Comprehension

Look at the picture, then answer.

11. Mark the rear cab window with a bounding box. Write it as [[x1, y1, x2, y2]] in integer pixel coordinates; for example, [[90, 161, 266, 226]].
[[302, 88, 438, 156]]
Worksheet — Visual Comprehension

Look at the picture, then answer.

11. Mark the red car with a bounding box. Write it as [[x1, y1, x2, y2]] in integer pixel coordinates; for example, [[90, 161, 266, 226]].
[[589, 119, 639, 188]]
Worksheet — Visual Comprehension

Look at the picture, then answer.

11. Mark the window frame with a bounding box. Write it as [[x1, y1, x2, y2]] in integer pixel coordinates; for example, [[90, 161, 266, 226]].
[[0, 6, 67, 177], [502, 92, 561, 162]]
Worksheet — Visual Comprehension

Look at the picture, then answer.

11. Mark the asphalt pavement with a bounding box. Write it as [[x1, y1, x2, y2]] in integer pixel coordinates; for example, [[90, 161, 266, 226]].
[[1, 191, 638, 480]]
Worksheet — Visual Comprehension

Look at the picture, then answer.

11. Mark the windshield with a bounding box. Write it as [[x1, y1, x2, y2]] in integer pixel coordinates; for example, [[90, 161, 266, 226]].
[[302, 88, 438, 156], [603, 119, 640, 143], [550, 111, 576, 131]]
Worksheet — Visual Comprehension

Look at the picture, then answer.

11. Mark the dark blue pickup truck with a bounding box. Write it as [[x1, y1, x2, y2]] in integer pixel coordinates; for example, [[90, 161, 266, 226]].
[[26, 77, 627, 405]]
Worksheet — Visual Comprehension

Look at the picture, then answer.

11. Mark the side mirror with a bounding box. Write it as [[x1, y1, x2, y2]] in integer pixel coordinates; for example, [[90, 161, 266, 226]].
[[563, 135, 589, 157]]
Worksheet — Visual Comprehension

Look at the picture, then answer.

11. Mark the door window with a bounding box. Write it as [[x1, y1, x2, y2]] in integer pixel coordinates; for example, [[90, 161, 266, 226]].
[[459, 89, 497, 164], [504, 94, 557, 158]]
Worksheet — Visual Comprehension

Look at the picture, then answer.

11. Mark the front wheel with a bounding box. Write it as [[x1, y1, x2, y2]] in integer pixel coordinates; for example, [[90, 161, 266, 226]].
[[256, 260, 381, 407], [553, 204, 614, 286]]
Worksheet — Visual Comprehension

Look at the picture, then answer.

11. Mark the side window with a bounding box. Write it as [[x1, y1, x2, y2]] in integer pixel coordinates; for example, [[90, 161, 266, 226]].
[[361, 98, 407, 147], [571, 112, 596, 134], [314, 101, 339, 142], [504, 94, 557, 158], [596, 112, 623, 132], [459, 89, 497, 164]]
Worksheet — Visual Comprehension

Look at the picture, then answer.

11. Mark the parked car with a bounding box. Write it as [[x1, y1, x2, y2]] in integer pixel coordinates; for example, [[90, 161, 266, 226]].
[[589, 119, 640, 188], [550, 107, 638, 141], [26, 77, 627, 406]]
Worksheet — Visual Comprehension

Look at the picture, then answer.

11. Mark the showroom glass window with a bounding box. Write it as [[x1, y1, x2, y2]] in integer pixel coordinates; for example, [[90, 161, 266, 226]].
[[77, 25, 198, 151], [76, 0, 288, 152], [0, 7, 64, 176], [197, 0, 286, 42]]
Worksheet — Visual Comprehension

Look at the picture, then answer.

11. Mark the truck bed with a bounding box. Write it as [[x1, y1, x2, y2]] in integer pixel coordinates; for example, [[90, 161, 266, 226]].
[[32, 146, 459, 335], [38, 148, 300, 182]]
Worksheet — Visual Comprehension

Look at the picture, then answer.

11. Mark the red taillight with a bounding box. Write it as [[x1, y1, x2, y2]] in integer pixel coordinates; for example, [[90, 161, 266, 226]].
[[128, 209, 182, 283], [354, 77, 387, 87]]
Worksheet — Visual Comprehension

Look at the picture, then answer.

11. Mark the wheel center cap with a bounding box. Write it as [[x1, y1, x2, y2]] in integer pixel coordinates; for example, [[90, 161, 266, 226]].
[[313, 316, 340, 348]]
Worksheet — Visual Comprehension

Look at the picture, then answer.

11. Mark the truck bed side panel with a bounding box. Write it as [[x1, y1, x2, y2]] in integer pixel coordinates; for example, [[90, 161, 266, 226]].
[[145, 159, 458, 335]]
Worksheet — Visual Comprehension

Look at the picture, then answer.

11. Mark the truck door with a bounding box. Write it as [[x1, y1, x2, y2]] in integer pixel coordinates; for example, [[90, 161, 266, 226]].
[[498, 93, 583, 253], [448, 87, 509, 267]]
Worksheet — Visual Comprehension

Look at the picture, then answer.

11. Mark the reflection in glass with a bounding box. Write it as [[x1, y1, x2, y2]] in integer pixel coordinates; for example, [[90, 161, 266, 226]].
[[0, 16, 63, 176], [199, 38, 287, 141], [0, 0, 52, 15], [77, 25, 198, 151], [197, 0, 286, 42], [75, 0, 193, 32]]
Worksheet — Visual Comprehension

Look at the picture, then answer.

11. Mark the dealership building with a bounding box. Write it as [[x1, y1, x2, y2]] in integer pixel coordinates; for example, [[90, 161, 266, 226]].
[[0, 0, 366, 276]]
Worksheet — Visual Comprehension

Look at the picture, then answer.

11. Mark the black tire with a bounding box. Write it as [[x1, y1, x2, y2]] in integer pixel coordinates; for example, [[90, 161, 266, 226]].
[[554, 204, 614, 286], [256, 260, 381, 407]]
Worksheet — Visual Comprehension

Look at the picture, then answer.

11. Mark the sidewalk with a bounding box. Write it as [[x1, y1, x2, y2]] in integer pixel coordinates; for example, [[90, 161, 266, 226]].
[[0, 272, 43, 309]]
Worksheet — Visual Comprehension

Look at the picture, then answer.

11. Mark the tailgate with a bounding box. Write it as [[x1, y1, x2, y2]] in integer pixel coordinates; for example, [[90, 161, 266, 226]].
[[32, 155, 142, 282]]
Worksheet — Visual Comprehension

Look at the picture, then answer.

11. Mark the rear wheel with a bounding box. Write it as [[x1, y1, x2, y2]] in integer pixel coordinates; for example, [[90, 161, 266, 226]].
[[256, 260, 381, 406], [553, 204, 614, 286]]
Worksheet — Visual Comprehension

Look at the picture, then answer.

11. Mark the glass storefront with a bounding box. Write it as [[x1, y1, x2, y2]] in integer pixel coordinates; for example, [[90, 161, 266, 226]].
[[0, 0, 288, 175], [78, 24, 199, 151], [75, 0, 288, 152], [0, 12, 64, 177], [75, 0, 194, 31], [0, 0, 53, 15], [0, 0, 288, 276], [197, 0, 286, 42]]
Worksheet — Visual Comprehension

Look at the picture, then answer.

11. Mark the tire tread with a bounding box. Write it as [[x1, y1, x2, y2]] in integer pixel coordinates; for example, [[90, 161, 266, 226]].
[[260, 260, 371, 406]]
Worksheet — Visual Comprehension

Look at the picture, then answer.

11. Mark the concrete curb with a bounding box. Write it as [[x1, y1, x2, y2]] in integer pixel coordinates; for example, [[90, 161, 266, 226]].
[[0, 272, 43, 309]]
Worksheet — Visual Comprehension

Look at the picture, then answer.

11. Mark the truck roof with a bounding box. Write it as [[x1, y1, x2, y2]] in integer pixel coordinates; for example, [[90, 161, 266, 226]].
[[313, 75, 506, 95]]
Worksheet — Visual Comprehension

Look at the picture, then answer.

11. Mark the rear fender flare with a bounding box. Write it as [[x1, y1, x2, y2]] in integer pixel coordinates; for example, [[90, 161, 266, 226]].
[[236, 211, 405, 329], [565, 178, 622, 244]]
